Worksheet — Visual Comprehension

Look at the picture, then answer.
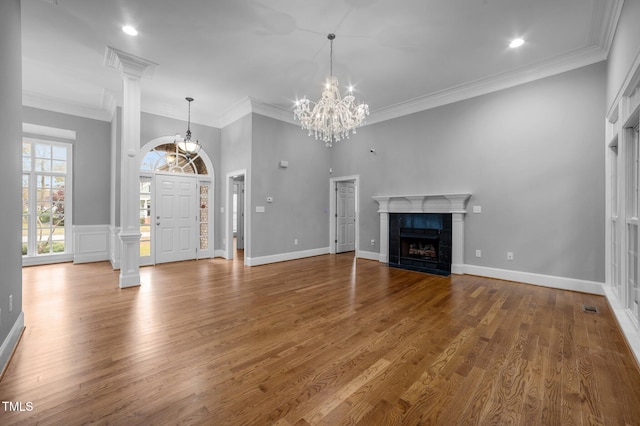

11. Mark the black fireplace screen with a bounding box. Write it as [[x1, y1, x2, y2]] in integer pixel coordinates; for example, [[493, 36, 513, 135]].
[[389, 213, 452, 275]]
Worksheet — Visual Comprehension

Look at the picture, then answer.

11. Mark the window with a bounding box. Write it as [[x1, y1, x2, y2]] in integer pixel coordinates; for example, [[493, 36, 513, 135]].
[[139, 176, 152, 257], [625, 126, 640, 322], [22, 138, 72, 258], [200, 183, 209, 250], [610, 141, 620, 297], [140, 143, 207, 175]]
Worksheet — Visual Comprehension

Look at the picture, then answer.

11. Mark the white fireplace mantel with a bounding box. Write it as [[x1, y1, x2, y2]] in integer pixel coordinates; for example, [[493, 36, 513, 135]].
[[372, 193, 471, 274]]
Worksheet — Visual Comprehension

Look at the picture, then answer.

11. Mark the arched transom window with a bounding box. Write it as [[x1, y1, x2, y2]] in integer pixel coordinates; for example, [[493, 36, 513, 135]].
[[140, 143, 208, 175]]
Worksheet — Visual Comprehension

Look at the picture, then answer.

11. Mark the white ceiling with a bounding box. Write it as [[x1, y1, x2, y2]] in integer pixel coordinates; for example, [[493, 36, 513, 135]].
[[21, 0, 622, 127]]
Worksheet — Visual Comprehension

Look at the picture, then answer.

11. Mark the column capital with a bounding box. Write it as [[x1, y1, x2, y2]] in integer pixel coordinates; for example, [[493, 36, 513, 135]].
[[104, 46, 158, 79]]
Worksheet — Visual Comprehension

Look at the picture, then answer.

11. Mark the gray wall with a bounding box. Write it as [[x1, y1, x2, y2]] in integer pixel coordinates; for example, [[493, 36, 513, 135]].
[[220, 114, 252, 253], [607, 0, 640, 112], [23, 106, 111, 226], [0, 0, 23, 371], [250, 114, 331, 257], [331, 61, 606, 283]]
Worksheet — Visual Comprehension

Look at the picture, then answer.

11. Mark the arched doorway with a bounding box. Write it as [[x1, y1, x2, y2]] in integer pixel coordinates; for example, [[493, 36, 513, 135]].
[[137, 137, 214, 265]]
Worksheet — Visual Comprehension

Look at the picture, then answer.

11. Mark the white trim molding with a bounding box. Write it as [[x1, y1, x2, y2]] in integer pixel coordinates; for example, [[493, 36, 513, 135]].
[[463, 264, 605, 295], [0, 312, 24, 378], [356, 250, 379, 262], [604, 286, 640, 367], [109, 226, 121, 269], [246, 247, 330, 267], [368, 46, 608, 126], [329, 175, 361, 255], [372, 193, 471, 272], [73, 225, 110, 264], [22, 253, 73, 267]]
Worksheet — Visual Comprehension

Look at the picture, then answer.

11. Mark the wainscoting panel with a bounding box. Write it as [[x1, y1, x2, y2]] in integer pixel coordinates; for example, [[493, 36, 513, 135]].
[[73, 225, 110, 264]]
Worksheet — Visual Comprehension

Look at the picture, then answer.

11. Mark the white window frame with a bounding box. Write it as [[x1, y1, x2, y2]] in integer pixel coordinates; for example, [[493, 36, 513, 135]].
[[22, 137, 74, 266]]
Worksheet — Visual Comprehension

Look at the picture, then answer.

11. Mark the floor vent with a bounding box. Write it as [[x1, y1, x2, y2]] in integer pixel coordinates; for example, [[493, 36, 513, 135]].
[[582, 304, 599, 314]]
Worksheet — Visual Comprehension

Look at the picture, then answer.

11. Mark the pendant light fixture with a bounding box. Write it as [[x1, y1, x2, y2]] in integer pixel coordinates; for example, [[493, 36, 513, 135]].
[[293, 33, 369, 147], [174, 97, 201, 157]]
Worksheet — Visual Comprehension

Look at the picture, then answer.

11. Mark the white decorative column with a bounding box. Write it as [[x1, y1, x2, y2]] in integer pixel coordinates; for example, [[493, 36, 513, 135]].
[[372, 193, 471, 274], [105, 47, 157, 288], [450, 213, 465, 274]]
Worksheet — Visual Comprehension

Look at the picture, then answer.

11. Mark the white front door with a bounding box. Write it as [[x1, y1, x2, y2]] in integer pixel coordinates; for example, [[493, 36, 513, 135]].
[[155, 174, 197, 264], [337, 182, 356, 253]]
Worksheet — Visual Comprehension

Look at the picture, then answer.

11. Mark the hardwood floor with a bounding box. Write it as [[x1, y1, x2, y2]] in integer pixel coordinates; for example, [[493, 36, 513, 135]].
[[1, 254, 639, 425]]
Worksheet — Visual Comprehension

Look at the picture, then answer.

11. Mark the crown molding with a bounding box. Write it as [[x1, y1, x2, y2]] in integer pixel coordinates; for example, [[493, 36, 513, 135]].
[[218, 97, 253, 128], [22, 90, 114, 122], [24, 40, 608, 128], [26, 1, 623, 131], [248, 97, 297, 126], [104, 46, 158, 80], [588, 0, 624, 53], [366, 45, 608, 126]]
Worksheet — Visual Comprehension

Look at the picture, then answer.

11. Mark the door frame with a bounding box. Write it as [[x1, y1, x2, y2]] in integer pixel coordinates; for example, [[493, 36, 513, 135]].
[[136, 135, 215, 266], [139, 172, 213, 266], [329, 175, 360, 255], [233, 180, 245, 250], [225, 169, 249, 263]]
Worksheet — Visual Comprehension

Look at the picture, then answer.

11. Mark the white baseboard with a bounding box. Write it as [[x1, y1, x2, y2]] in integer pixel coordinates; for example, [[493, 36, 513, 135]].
[[246, 247, 330, 266], [370, 255, 604, 294], [357, 250, 379, 261], [603, 286, 640, 367], [22, 253, 74, 266], [463, 264, 605, 295], [452, 263, 465, 274], [0, 312, 24, 377]]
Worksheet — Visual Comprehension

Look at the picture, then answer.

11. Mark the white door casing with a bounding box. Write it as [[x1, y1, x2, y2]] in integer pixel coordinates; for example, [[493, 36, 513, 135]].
[[236, 181, 245, 250], [155, 174, 197, 264], [337, 182, 356, 253]]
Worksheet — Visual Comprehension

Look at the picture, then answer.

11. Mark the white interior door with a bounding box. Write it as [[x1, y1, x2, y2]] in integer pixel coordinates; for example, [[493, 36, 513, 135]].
[[337, 182, 356, 253], [155, 174, 197, 264]]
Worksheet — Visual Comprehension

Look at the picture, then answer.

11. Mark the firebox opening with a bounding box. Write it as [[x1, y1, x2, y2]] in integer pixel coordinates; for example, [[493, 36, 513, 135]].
[[389, 213, 452, 276]]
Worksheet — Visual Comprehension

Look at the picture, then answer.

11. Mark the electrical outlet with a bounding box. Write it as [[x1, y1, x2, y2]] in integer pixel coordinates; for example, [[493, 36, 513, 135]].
[[294, 239, 298, 245], [371, 239, 375, 246], [9, 295, 12, 312], [473, 205, 482, 214], [507, 252, 514, 261], [475, 249, 482, 258]]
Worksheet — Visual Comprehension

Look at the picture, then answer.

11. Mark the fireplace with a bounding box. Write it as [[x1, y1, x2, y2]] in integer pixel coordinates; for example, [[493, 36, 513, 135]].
[[402, 231, 439, 261], [389, 213, 452, 275], [372, 193, 471, 274]]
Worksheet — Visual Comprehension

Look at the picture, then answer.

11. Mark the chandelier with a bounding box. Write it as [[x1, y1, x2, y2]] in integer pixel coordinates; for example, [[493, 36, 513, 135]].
[[294, 34, 369, 147], [174, 97, 201, 157]]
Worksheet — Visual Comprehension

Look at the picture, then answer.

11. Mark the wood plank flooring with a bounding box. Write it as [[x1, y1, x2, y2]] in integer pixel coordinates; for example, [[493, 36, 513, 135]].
[[1, 254, 639, 425]]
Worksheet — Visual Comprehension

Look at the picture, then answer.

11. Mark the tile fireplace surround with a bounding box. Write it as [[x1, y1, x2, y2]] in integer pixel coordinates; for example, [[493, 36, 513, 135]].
[[372, 194, 471, 274]]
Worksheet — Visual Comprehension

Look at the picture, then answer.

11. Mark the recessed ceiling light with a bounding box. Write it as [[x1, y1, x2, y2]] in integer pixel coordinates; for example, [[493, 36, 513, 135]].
[[122, 25, 138, 36], [509, 38, 525, 48]]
